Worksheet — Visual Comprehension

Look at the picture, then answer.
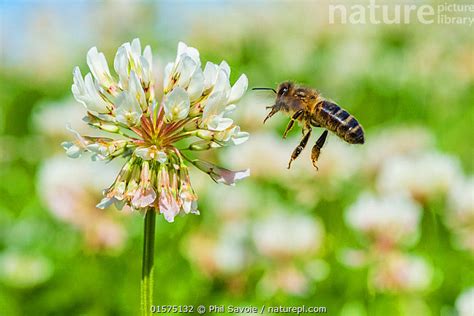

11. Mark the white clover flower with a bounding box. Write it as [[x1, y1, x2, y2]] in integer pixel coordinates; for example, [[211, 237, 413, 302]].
[[65, 39, 249, 222], [376, 152, 462, 203], [252, 212, 324, 260], [345, 193, 422, 248], [33, 98, 92, 140], [183, 222, 249, 277], [213, 223, 249, 274], [455, 287, 474, 316], [362, 126, 434, 175], [446, 177, 474, 254], [369, 253, 433, 293], [37, 156, 127, 251], [0, 252, 53, 289], [257, 264, 310, 297]]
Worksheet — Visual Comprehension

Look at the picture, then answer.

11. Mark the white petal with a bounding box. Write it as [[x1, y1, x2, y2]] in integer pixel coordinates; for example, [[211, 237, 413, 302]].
[[143, 45, 152, 67], [187, 68, 205, 101], [96, 197, 114, 209], [83, 73, 110, 113], [140, 55, 152, 84], [129, 71, 147, 111], [203, 62, 218, 90], [176, 56, 198, 88], [163, 62, 174, 90], [66, 146, 82, 158], [219, 61, 231, 78], [202, 89, 226, 120], [155, 151, 168, 163], [213, 68, 232, 97], [163, 87, 190, 122], [232, 130, 249, 145], [131, 38, 142, 61], [86, 47, 112, 85], [207, 116, 234, 131], [116, 107, 142, 127], [191, 160, 250, 186], [228, 74, 248, 104], [114, 46, 129, 88], [177, 41, 200, 66], [185, 47, 200, 66], [115, 86, 143, 126], [134, 147, 151, 160], [176, 42, 188, 61], [230, 169, 250, 182], [201, 70, 231, 120], [224, 104, 237, 114], [71, 67, 86, 105]]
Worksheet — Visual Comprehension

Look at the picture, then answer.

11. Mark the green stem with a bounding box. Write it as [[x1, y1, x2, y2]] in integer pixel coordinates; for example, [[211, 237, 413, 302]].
[[141, 209, 156, 316]]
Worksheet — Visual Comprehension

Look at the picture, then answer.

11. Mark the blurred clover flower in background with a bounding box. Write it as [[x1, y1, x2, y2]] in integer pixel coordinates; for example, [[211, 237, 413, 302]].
[[446, 177, 474, 254], [369, 252, 433, 294], [0, 252, 53, 289], [345, 193, 422, 249], [38, 156, 127, 251], [34, 99, 129, 251], [63, 39, 249, 222], [377, 152, 462, 204], [456, 287, 474, 316], [253, 211, 327, 297]]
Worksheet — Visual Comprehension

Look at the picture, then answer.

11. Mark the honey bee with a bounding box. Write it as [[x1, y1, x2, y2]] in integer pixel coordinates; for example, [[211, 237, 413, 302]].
[[254, 82, 365, 170]]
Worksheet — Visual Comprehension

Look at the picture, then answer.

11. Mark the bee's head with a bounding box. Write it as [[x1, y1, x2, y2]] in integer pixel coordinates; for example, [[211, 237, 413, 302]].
[[277, 81, 294, 97]]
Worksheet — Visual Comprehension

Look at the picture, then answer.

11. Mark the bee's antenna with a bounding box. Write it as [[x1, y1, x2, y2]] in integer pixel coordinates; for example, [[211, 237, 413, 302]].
[[252, 87, 277, 94]]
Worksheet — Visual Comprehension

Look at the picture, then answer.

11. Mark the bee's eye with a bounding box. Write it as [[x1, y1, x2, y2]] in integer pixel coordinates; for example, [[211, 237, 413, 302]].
[[281, 87, 288, 94]]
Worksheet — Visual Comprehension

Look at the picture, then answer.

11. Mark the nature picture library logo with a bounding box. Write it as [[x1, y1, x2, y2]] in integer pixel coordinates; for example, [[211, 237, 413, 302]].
[[329, 0, 474, 25]]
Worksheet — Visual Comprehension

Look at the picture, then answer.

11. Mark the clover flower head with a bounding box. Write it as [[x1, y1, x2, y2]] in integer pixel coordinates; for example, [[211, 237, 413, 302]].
[[370, 253, 433, 293], [252, 212, 324, 259], [345, 193, 422, 248], [455, 287, 474, 316], [376, 152, 462, 203], [63, 39, 249, 222], [445, 177, 474, 254], [38, 156, 126, 250]]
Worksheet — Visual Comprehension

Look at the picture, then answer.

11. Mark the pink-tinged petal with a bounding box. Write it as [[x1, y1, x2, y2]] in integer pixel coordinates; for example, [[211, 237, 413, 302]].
[[132, 187, 157, 209], [141, 161, 151, 183], [159, 192, 180, 222], [191, 159, 250, 186], [97, 197, 114, 209], [97, 196, 126, 210]]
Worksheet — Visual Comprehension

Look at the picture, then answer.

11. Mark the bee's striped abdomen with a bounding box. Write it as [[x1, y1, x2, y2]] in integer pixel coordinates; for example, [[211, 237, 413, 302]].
[[313, 100, 364, 144]]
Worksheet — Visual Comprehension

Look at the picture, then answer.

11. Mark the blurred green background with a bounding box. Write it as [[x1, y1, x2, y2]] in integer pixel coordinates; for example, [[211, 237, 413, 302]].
[[0, 1, 473, 315]]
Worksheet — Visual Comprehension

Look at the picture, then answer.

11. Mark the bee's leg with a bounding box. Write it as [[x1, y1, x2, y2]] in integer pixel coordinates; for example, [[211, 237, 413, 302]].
[[287, 129, 312, 169], [311, 130, 328, 170], [302, 120, 312, 135], [283, 110, 304, 139], [263, 106, 279, 124]]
